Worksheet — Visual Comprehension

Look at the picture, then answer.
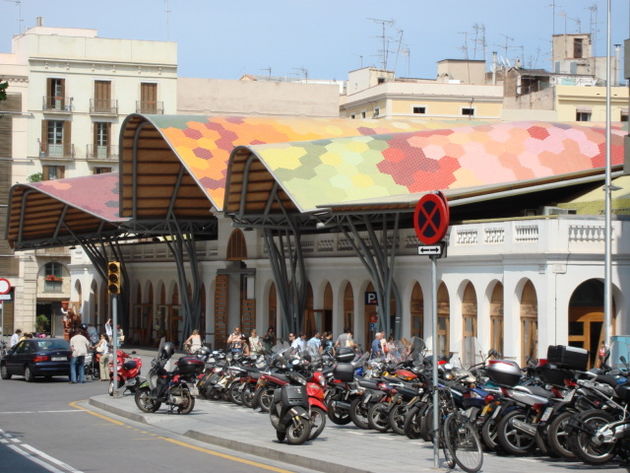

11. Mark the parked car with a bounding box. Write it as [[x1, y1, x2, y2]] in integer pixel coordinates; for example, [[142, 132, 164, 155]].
[[0, 338, 71, 382]]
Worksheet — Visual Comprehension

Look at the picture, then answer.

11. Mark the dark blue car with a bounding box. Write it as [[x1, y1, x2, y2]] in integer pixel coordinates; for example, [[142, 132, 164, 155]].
[[1, 338, 71, 381]]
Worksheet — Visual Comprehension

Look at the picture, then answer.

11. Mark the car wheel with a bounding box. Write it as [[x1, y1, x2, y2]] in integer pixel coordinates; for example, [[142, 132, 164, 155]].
[[1, 364, 11, 380], [24, 365, 35, 382]]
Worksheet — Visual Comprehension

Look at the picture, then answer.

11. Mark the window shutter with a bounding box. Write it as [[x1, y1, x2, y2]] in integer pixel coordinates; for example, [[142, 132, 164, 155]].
[[63, 121, 71, 156], [42, 165, 50, 180], [58, 166, 65, 179], [106, 122, 111, 155], [92, 122, 98, 155], [40, 120, 47, 154]]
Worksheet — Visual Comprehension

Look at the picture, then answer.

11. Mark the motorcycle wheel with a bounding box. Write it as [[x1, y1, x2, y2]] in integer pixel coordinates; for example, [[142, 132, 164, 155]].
[[176, 388, 195, 415], [326, 399, 352, 425], [286, 414, 312, 445], [480, 417, 500, 452], [228, 381, 243, 405], [496, 409, 536, 455], [420, 404, 434, 442], [389, 403, 407, 435], [567, 409, 616, 465], [107, 378, 125, 396], [242, 384, 257, 408], [403, 405, 424, 439], [349, 397, 370, 429], [367, 402, 390, 432], [269, 403, 281, 429], [309, 406, 326, 440], [134, 387, 161, 413], [254, 387, 274, 413], [547, 410, 575, 459]]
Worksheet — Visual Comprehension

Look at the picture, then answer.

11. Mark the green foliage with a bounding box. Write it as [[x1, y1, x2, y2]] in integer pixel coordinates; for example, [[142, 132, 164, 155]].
[[27, 172, 43, 182], [0, 81, 7, 101], [36, 314, 50, 333]]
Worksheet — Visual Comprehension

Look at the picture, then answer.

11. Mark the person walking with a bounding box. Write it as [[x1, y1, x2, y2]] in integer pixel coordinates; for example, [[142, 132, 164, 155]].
[[248, 329, 264, 356], [262, 327, 275, 353], [94, 333, 110, 381], [371, 332, 384, 359], [307, 331, 322, 355], [184, 329, 202, 354], [70, 324, 91, 384], [9, 329, 21, 348]]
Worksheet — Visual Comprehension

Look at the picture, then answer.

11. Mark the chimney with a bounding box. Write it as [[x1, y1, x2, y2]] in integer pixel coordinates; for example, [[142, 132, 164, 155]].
[[492, 51, 497, 85], [36, 17, 44, 27]]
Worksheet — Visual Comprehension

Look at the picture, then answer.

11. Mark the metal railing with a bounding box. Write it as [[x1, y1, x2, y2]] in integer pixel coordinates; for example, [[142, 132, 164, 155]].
[[42, 96, 73, 112], [89, 98, 118, 115], [39, 142, 75, 159], [86, 144, 119, 161], [135, 100, 164, 114]]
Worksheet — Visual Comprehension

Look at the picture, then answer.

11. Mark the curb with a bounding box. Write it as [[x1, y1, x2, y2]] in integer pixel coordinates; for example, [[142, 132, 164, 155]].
[[184, 430, 376, 473], [88, 397, 149, 425]]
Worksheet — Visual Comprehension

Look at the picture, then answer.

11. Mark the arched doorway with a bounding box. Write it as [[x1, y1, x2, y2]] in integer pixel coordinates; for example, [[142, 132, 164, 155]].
[[569, 279, 615, 367], [490, 282, 504, 356], [410, 282, 424, 338], [313, 282, 333, 335], [343, 283, 354, 334], [461, 282, 478, 366], [520, 280, 538, 366], [227, 229, 247, 260], [437, 282, 450, 356], [303, 283, 314, 336], [268, 282, 277, 331], [145, 281, 154, 345]]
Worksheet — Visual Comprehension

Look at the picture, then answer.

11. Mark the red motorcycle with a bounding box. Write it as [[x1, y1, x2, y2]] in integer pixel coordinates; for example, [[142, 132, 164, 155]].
[[108, 349, 143, 396], [307, 370, 328, 440]]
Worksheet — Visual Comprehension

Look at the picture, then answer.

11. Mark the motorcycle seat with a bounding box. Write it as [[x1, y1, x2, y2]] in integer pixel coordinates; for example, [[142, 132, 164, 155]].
[[357, 378, 382, 390], [514, 385, 553, 398]]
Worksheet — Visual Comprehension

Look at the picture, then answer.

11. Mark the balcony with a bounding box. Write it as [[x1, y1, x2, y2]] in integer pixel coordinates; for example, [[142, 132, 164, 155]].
[[42, 96, 73, 114], [89, 98, 118, 115], [86, 144, 119, 162], [39, 142, 75, 160], [136, 100, 164, 114]]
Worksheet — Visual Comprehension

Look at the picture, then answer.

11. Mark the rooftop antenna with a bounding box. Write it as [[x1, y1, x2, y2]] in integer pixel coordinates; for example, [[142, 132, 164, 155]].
[[164, 0, 171, 41], [261, 67, 272, 80], [293, 67, 308, 83], [498, 34, 514, 59], [368, 17, 394, 70], [588, 4, 598, 56], [549, 1, 561, 36], [3, 0, 23, 34], [400, 47, 411, 77], [458, 31, 469, 59], [392, 29, 404, 76], [472, 23, 487, 61]]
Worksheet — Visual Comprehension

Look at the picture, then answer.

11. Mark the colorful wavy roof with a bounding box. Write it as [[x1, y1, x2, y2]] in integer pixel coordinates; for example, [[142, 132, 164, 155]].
[[238, 121, 625, 212], [146, 115, 474, 210]]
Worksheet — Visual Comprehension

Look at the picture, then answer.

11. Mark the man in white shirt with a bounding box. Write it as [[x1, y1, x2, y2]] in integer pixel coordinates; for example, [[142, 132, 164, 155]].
[[9, 329, 21, 348], [70, 325, 92, 384]]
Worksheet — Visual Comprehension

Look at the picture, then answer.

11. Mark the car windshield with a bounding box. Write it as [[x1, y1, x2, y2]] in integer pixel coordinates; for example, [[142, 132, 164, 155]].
[[35, 339, 70, 351]]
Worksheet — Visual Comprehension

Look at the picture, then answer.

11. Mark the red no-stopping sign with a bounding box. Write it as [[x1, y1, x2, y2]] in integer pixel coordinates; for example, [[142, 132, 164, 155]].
[[413, 192, 450, 245]]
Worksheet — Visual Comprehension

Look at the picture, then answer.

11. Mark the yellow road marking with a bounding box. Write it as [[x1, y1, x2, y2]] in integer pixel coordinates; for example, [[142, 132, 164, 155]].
[[69, 400, 295, 473]]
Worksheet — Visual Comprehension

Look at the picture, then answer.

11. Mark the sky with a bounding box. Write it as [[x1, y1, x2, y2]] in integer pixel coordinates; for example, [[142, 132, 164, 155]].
[[1, 0, 629, 81]]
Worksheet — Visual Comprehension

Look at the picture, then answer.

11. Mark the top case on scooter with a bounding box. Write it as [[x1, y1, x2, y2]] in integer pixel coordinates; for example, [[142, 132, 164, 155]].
[[176, 356, 205, 376]]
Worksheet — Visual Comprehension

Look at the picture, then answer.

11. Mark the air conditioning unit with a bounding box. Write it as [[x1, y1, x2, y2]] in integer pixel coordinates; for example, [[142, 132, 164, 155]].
[[543, 206, 575, 216]]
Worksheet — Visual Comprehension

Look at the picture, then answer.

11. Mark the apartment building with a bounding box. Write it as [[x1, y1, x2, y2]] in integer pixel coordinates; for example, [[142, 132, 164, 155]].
[[0, 20, 177, 335]]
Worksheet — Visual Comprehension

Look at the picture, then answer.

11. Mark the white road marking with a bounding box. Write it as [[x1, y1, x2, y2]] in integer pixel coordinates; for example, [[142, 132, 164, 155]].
[[20, 443, 85, 472], [0, 410, 81, 414], [7, 444, 67, 473]]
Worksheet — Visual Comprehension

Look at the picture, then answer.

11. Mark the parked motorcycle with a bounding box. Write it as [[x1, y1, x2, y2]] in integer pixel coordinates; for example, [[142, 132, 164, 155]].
[[108, 349, 143, 396]]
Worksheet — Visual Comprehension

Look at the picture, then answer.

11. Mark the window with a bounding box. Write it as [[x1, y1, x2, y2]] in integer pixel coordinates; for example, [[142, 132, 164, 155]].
[[361, 111, 366, 119], [43, 262, 64, 293], [45, 78, 67, 110], [41, 120, 71, 157], [462, 108, 475, 116], [94, 167, 112, 174], [576, 111, 592, 122], [377, 77, 386, 84], [42, 165, 65, 180], [413, 106, 426, 114], [373, 107, 380, 117], [621, 111, 628, 122], [350, 114, 356, 119], [93, 80, 113, 113], [140, 83, 158, 113], [93, 122, 111, 158], [574, 38, 583, 59]]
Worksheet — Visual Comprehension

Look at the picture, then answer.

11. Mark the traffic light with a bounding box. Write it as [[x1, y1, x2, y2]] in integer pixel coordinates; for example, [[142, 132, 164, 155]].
[[107, 261, 122, 295]]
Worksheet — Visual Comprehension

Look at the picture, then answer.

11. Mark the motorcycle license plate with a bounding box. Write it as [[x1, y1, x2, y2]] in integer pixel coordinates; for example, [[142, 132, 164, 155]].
[[563, 390, 574, 403], [491, 405, 501, 419], [189, 385, 199, 397], [540, 407, 553, 422]]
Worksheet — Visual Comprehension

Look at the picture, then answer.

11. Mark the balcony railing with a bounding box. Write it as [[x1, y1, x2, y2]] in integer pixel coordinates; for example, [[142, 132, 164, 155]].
[[89, 98, 118, 115], [136, 100, 164, 114], [86, 144, 119, 161], [39, 142, 75, 159], [43, 96, 73, 113]]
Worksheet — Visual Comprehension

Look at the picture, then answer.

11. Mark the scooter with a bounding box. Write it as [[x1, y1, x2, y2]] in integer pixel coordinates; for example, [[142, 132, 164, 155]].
[[108, 349, 142, 396], [270, 370, 312, 445]]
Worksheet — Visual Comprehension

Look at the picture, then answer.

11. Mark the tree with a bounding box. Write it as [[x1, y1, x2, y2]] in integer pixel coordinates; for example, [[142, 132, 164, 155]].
[[0, 81, 7, 101]]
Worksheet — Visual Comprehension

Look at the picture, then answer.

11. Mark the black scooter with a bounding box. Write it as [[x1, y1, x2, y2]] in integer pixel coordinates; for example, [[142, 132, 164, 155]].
[[269, 371, 312, 444]]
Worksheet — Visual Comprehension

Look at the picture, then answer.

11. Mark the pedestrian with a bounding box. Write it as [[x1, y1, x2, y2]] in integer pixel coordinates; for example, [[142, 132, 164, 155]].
[[116, 324, 125, 348], [248, 329, 264, 356], [9, 329, 21, 348], [94, 333, 110, 381], [597, 341, 608, 368], [371, 332, 384, 358], [184, 329, 202, 354], [105, 318, 113, 343], [227, 327, 245, 354], [322, 331, 334, 354], [335, 327, 354, 349], [307, 331, 321, 355], [262, 327, 275, 353], [70, 324, 91, 384]]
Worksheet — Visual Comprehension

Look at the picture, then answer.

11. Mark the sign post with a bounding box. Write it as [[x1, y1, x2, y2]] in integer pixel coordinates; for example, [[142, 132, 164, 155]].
[[413, 192, 449, 468], [0, 279, 10, 341]]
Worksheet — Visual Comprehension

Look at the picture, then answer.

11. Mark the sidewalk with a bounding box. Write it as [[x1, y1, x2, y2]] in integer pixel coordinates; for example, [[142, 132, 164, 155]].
[[88, 392, 626, 473]]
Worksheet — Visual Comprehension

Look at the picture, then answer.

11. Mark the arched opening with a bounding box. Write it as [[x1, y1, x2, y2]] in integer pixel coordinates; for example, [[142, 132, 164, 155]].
[[490, 282, 504, 356], [410, 282, 424, 338], [343, 283, 354, 334], [131, 281, 142, 344], [89, 280, 98, 326], [170, 284, 180, 344], [312, 282, 333, 335], [156, 282, 167, 342], [437, 282, 450, 356], [569, 279, 616, 367], [73, 279, 83, 316], [520, 280, 538, 366], [226, 229, 247, 260], [268, 282, 277, 331], [461, 282, 478, 367], [303, 283, 314, 336], [200, 283, 206, 343], [145, 281, 154, 345]]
